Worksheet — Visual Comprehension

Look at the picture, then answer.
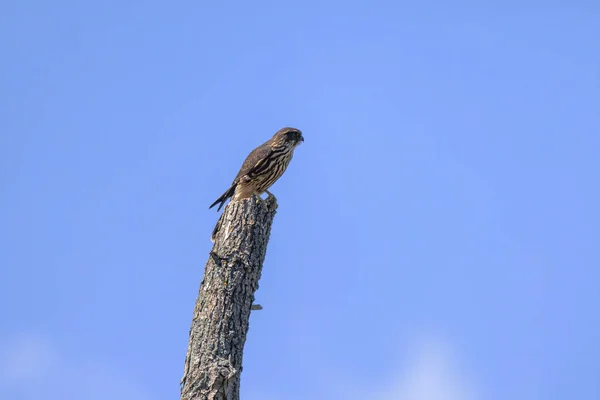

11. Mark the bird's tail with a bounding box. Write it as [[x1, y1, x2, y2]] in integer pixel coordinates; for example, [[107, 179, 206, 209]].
[[209, 184, 236, 211]]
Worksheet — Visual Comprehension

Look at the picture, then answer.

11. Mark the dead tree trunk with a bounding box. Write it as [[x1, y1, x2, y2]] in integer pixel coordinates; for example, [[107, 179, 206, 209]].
[[181, 196, 278, 400]]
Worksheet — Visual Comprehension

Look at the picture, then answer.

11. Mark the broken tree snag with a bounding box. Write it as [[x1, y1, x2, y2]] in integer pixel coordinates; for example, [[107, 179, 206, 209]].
[[181, 195, 278, 400]]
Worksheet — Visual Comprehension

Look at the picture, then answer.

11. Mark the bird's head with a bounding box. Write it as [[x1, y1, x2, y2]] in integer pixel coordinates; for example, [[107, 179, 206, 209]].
[[273, 127, 304, 148]]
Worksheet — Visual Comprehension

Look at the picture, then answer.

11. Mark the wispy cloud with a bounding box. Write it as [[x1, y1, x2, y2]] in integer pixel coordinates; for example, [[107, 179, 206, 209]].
[[1, 333, 479, 400], [335, 337, 480, 400], [0, 334, 154, 400], [0, 334, 55, 381], [374, 338, 479, 400]]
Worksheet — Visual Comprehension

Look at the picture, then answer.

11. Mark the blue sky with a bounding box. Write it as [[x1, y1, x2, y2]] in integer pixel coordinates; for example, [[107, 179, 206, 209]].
[[1, 1, 599, 399]]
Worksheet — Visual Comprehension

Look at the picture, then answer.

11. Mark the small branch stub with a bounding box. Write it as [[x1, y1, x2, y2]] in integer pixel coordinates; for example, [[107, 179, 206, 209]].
[[181, 196, 277, 400]]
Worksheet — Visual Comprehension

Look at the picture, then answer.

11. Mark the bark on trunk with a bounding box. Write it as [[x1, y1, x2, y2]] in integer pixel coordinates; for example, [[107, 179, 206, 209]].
[[181, 196, 278, 400]]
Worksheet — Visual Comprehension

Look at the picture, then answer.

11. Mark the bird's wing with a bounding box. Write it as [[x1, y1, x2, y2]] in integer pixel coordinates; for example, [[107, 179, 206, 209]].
[[233, 142, 273, 183]]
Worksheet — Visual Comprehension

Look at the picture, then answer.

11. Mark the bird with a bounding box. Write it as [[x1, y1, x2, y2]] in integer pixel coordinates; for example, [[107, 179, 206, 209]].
[[209, 127, 304, 212]]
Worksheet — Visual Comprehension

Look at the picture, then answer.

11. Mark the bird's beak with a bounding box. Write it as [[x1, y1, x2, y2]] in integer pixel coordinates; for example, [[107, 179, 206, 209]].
[[300, 136, 304, 143]]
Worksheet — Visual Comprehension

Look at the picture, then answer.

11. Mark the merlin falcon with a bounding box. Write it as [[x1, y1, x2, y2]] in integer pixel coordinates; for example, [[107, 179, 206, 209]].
[[209, 127, 304, 211]]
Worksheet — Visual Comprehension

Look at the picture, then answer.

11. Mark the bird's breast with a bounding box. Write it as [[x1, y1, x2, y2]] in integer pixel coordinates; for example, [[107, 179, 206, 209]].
[[248, 150, 294, 192]]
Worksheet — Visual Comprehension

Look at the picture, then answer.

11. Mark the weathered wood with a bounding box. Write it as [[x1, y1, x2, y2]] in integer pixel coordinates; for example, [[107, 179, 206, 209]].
[[181, 195, 278, 400]]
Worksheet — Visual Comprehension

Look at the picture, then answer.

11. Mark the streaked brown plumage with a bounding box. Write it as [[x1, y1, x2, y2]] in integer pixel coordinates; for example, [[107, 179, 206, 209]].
[[209, 127, 304, 211]]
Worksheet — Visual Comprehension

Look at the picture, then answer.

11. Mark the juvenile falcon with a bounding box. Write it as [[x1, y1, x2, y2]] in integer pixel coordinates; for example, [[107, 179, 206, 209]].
[[209, 127, 304, 211]]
